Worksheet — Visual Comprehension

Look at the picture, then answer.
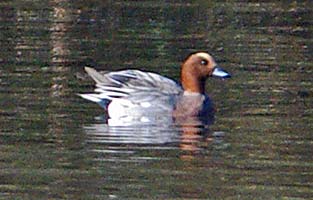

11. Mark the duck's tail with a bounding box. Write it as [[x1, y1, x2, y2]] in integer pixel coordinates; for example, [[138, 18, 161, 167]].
[[77, 93, 110, 109], [84, 67, 109, 84]]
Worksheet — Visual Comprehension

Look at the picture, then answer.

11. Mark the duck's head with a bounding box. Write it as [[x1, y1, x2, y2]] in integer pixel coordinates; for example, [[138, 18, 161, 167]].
[[181, 52, 231, 93]]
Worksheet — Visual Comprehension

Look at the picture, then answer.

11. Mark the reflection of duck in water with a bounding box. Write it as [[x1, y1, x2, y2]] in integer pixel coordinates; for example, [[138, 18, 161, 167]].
[[84, 121, 226, 161], [79, 52, 230, 125]]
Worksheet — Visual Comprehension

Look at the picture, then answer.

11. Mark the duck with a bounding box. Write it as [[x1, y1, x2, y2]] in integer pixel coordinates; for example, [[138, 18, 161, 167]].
[[79, 52, 230, 124]]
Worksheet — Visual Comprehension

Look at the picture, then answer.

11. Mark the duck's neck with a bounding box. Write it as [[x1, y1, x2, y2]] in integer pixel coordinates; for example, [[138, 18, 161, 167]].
[[181, 69, 206, 94]]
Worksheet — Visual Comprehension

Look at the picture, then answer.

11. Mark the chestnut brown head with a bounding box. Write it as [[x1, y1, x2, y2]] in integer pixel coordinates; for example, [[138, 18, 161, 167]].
[[181, 52, 230, 93]]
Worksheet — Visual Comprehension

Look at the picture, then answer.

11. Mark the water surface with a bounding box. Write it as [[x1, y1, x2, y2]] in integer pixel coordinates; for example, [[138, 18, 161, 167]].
[[1, 1, 313, 199]]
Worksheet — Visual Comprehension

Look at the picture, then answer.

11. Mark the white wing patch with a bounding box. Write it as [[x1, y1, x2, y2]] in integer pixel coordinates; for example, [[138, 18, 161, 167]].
[[140, 102, 151, 108]]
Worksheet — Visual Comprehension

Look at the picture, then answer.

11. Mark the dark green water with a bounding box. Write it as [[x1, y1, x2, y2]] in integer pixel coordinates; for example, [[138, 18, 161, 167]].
[[1, 1, 313, 199]]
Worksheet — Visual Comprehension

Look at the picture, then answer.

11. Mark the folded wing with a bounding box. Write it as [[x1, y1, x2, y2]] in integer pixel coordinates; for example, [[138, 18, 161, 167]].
[[79, 67, 183, 112]]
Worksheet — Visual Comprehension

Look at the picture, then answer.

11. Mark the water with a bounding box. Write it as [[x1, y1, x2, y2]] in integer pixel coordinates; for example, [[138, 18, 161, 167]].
[[1, 1, 313, 199]]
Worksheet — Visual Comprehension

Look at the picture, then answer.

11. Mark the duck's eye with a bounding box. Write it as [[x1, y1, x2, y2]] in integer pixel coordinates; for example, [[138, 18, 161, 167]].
[[201, 59, 208, 65]]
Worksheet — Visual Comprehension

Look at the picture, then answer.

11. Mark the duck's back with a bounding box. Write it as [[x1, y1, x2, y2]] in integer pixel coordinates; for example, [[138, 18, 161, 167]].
[[79, 67, 183, 119]]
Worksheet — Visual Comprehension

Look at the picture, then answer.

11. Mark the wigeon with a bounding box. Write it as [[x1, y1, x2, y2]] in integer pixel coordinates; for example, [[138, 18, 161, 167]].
[[79, 52, 230, 123]]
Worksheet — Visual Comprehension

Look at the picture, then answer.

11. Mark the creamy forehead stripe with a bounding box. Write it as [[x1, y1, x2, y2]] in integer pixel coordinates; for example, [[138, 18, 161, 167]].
[[195, 52, 212, 60], [195, 52, 216, 65]]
